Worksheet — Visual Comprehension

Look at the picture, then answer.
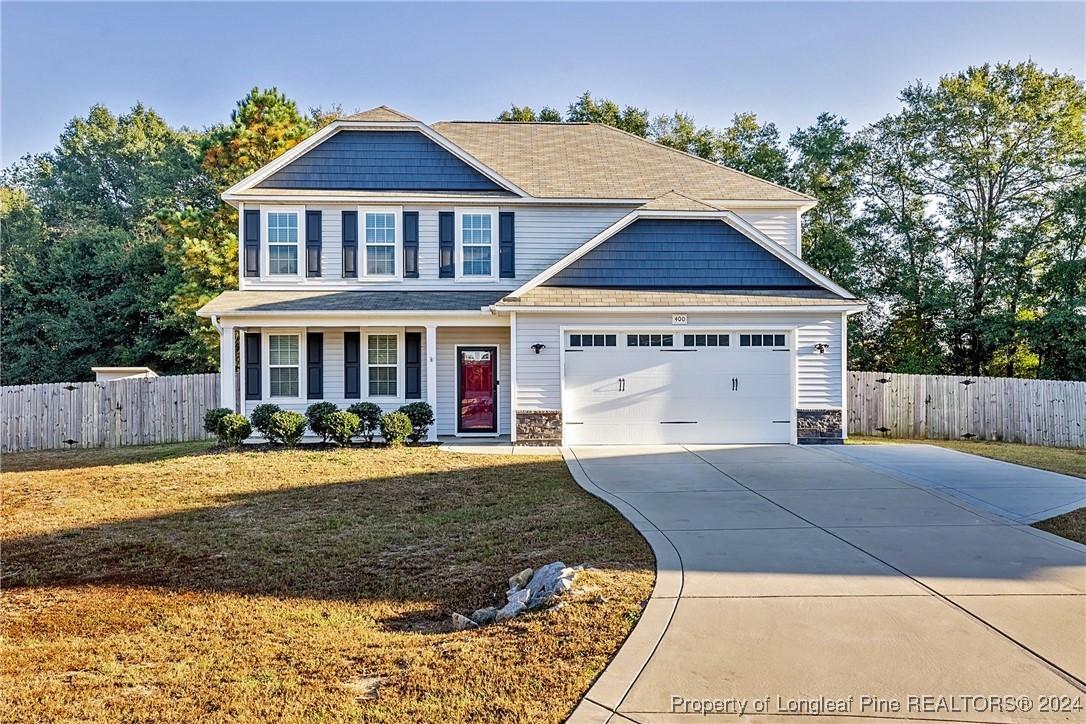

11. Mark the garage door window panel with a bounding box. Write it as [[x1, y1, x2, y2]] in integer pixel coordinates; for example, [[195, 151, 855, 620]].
[[627, 334, 674, 347], [740, 333, 786, 348]]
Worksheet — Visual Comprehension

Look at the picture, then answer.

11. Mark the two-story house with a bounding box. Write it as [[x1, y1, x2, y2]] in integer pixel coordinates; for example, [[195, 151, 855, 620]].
[[197, 106, 865, 445]]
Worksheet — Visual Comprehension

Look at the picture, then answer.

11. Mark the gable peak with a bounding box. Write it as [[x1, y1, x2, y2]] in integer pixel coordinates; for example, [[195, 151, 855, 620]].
[[341, 105, 418, 123]]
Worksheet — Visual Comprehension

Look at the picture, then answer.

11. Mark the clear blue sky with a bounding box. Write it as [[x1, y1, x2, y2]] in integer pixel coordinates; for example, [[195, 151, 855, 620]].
[[2, 2, 1083, 167]]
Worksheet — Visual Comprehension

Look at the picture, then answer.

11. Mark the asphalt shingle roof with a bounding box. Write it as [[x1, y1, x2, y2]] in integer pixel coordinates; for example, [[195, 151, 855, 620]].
[[341, 106, 419, 123], [498, 287, 858, 308], [430, 121, 813, 202], [198, 290, 505, 316]]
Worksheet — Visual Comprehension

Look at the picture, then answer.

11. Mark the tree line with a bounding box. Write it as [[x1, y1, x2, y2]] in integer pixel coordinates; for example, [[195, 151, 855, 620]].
[[2, 61, 1084, 385]]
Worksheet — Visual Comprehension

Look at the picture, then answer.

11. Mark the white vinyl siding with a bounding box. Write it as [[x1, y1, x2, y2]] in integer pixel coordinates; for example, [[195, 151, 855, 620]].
[[732, 209, 800, 256], [241, 204, 631, 290]]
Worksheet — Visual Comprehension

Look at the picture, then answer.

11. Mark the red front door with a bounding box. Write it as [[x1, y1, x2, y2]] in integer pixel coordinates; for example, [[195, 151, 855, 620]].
[[458, 347, 497, 433]]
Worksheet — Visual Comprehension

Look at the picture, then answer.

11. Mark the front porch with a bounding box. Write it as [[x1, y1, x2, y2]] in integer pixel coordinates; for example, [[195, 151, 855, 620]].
[[216, 318, 513, 441]]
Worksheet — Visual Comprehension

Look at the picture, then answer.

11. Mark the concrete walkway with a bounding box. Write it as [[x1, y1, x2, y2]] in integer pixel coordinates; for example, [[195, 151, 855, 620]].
[[564, 444, 1086, 723]]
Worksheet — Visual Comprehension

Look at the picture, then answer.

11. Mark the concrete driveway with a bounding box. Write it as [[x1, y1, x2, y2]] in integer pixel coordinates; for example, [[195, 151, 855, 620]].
[[564, 444, 1086, 723]]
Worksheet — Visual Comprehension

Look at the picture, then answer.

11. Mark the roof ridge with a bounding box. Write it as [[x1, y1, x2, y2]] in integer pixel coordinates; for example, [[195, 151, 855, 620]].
[[434, 120, 594, 126]]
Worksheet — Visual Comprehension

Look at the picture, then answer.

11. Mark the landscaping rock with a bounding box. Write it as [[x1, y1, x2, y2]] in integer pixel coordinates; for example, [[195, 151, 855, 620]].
[[507, 587, 532, 605], [471, 607, 498, 625], [452, 612, 478, 631], [495, 599, 527, 622], [508, 568, 533, 591], [524, 562, 579, 608]]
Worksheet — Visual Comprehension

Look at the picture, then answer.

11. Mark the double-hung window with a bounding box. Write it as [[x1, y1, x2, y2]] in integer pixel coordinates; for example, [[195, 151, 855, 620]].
[[267, 211, 300, 275], [461, 212, 493, 277], [364, 211, 396, 276], [268, 334, 300, 397], [367, 334, 398, 397]]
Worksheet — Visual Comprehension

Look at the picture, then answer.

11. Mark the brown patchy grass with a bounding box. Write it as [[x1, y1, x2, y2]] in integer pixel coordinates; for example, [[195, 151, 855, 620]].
[[849, 436, 1086, 545], [1032, 507, 1086, 546], [1, 443, 654, 723]]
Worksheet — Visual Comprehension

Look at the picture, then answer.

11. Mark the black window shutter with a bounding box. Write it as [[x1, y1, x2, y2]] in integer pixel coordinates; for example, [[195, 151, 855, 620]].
[[306, 210, 322, 277], [403, 211, 419, 278], [438, 211, 455, 278], [499, 211, 515, 278], [244, 332, 261, 400], [243, 210, 260, 277], [342, 211, 358, 278], [306, 332, 324, 399], [344, 332, 361, 399], [405, 332, 422, 399]]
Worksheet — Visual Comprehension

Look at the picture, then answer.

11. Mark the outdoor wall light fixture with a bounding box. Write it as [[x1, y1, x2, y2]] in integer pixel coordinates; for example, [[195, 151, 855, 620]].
[[531, 343, 547, 354], [814, 343, 830, 355]]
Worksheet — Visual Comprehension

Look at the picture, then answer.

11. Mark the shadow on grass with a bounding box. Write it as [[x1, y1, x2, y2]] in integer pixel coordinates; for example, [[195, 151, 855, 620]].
[[2, 450, 653, 628]]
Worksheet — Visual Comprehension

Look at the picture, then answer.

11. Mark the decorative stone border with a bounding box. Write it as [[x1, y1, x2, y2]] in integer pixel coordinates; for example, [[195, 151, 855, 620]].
[[797, 408, 844, 445], [516, 409, 562, 446]]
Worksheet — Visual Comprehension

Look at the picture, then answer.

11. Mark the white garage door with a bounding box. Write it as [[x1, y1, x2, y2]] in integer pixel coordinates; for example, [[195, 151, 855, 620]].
[[563, 331, 793, 445]]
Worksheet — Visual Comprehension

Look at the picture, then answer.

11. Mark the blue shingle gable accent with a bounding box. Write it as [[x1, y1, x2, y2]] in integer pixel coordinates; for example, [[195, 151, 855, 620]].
[[256, 130, 508, 192], [545, 218, 819, 288]]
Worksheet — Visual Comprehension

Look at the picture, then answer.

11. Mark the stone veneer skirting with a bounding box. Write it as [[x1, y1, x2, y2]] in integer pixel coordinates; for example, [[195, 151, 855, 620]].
[[516, 410, 563, 446], [797, 408, 844, 444]]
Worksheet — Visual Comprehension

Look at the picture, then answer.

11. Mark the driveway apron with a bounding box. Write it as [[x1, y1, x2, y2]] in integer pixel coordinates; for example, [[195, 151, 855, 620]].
[[563, 444, 1086, 723]]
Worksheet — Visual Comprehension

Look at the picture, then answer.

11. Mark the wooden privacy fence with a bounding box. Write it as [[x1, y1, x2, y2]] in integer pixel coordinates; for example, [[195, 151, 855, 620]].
[[848, 371, 1086, 448], [1, 374, 220, 453]]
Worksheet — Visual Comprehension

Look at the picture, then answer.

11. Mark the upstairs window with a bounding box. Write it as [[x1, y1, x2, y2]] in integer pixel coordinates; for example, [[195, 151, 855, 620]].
[[268, 334, 300, 397], [267, 212, 299, 275], [365, 212, 396, 276], [462, 213, 492, 276], [367, 334, 399, 397]]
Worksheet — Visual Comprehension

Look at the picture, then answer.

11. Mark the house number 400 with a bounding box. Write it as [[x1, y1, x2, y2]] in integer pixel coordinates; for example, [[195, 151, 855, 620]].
[[672, 314, 688, 325]]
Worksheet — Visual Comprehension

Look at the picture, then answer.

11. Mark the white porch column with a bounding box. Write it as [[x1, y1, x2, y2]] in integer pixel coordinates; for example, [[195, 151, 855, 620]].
[[220, 324, 237, 411], [509, 312, 518, 443], [425, 324, 438, 441]]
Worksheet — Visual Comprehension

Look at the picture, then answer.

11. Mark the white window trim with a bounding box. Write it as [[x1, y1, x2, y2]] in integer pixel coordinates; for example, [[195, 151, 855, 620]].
[[265, 329, 304, 401], [364, 329, 405, 401], [455, 207, 498, 281], [262, 206, 305, 280], [358, 206, 403, 281]]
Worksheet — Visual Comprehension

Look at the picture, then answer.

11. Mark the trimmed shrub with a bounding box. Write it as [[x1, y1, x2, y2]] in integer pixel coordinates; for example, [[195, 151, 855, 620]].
[[305, 401, 340, 443], [379, 411, 412, 446], [346, 402, 383, 443], [398, 401, 434, 443], [218, 414, 252, 446], [203, 407, 231, 439], [326, 411, 360, 447], [250, 403, 282, 441], [268, 410, 307, 447]]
